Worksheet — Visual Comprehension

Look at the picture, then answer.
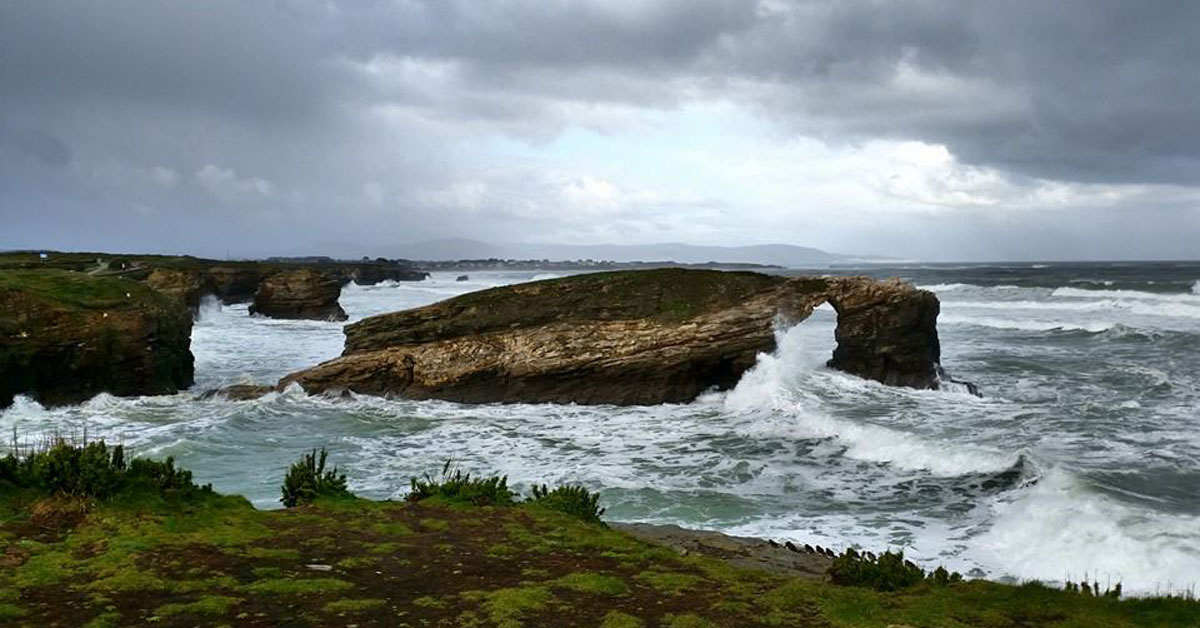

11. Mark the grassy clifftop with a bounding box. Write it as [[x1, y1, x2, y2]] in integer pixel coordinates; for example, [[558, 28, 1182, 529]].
[[1, 445, 1196, 628], [0, 269, 179, 313]]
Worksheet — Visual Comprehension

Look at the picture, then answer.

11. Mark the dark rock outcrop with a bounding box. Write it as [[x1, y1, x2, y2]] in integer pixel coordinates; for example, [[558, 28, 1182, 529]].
[[249, 269, 347, 321], [280, 269, 958, 405], [206, 266, 267, 305], [346, 264, 429, 286], [0, 270, 194, 408]]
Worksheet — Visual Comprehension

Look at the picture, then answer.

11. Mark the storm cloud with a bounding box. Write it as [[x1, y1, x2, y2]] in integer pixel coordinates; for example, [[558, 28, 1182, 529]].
[[2, 1, 1198, 260]]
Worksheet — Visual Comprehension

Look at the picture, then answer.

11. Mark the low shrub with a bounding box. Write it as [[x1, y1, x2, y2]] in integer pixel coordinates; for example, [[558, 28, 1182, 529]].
[[827, 548, 961, 592], [528, 483, 606, 524], [280, 448, 351, 507], [407, 461, 515, 506], [0, 439, 210, 500], [1064, 579, 1122, 599]]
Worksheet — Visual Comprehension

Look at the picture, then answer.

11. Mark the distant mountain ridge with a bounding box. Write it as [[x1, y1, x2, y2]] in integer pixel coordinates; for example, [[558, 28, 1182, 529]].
[[394, 239, 888, 268]]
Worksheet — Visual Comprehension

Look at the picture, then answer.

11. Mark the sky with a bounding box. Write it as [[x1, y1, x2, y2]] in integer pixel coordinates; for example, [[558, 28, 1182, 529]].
[[2, 0, 1198, 262]]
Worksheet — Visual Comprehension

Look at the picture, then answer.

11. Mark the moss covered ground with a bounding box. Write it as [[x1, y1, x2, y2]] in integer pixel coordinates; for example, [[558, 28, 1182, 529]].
[[2, 484, 1197, 628]]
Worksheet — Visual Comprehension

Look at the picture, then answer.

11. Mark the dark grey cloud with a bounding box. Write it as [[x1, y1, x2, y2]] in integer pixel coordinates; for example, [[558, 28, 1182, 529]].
[[1, 1, 1197, 260]]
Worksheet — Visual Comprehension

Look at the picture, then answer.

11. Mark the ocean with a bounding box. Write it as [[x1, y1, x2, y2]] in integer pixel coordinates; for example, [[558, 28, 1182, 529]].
[[2, 262, 1197, 594]]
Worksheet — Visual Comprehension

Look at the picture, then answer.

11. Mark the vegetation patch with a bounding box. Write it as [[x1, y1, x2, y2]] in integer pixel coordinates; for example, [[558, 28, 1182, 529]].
[[527, 483, 606, 524], [0, 440, 209, 502], [280, 448, 350, 507], [551, 572, 630, 596], [243, 577, 355, 595], [154, 595, 242, 617], [828, 547, 961, 591], [634, 570, 703, 595], [599, 610, 644, 628], [3, 443, 1199, 628], [322, 598, 385, 613], [407, 461, 516, 506]]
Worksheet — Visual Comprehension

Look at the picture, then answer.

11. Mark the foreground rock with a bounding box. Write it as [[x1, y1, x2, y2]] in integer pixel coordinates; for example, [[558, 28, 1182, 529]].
[[281, 268, 954, 405], [612, 522, 833, 580], [249, 269, 348, 321], [0, 270, 194, 408]]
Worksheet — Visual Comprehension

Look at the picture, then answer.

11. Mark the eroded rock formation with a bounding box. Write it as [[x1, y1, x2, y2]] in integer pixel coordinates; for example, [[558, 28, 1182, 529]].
[[280, 269, 959, 405], [0, 270, 194, 408], [207, 266, 267, 305], [143, 268, 212, 315], [249, 269, 348, 321]]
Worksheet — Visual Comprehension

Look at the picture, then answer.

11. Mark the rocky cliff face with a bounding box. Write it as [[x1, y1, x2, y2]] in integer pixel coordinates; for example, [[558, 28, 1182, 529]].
[[0, 270, 194, 408], [206, 266, 267, 305], [143, 268, 212, 315], [280, 269, 955, 405], [249, 269, 348, 321]]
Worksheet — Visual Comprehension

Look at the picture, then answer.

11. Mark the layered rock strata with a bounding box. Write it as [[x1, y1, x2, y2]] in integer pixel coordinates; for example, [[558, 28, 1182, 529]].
[[249, 269, 348, 321]]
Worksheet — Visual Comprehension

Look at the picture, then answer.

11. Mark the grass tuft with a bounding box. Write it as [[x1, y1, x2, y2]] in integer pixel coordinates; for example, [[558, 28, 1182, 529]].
[[407, 460, 515, 506], [280, 448, 351, 507], [527, 483, 606, 524]]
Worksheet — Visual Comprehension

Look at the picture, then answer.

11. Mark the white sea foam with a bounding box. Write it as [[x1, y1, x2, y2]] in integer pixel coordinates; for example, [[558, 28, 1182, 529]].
[[967, 468, 1200, 594], [920, 283, 1020, 292], [724, 326, 1017, 477], [1052, 286, 1200, 303], [939, 314, 1116, 333], [943, 298, 1200, 320]]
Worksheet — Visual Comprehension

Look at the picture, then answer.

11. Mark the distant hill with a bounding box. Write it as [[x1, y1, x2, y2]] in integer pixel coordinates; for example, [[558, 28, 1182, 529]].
[[394, 239, 888, 268]]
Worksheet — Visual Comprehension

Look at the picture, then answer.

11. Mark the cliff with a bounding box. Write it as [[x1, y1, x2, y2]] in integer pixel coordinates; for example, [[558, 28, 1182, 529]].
[[281, 269, 949, 405], [0, 270, 194, 408]]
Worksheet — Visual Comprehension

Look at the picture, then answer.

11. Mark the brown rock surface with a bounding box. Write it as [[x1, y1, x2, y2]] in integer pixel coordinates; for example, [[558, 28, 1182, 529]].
[[249, 269, 347, 321], [280, 269, 957, 405], [143, 268, 211, 315]]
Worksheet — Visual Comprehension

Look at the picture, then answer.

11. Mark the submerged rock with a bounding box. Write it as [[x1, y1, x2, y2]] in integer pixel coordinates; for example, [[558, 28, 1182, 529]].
[[249, 269, 347, 321], [280, 269, 959, 405], [197, 383, 275, 401], [0, 269, 194, 408]]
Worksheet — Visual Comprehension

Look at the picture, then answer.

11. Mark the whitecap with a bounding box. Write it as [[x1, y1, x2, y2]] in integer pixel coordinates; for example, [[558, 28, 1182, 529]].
[[938, 314, 1115, 333], [966, 468, 1200, 595]]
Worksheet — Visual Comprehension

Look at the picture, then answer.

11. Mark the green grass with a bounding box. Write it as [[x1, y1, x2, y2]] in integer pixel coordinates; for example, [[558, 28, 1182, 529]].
[[551, 572, 629, 596], [154, 595, 242, 617], [243, 577, 355, 595], [478, 586, 554, 628], [634, 570, 703, 595], [0, 269, 177, 312], [3, 450, 1199, 628], [322, 598, 385, 613], [599, 611, 644, 628]]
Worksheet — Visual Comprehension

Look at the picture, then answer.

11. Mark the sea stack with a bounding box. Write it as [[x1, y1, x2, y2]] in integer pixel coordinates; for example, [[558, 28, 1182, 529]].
[[249, 269, 348, 321], [280, 269, 950, 405]]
